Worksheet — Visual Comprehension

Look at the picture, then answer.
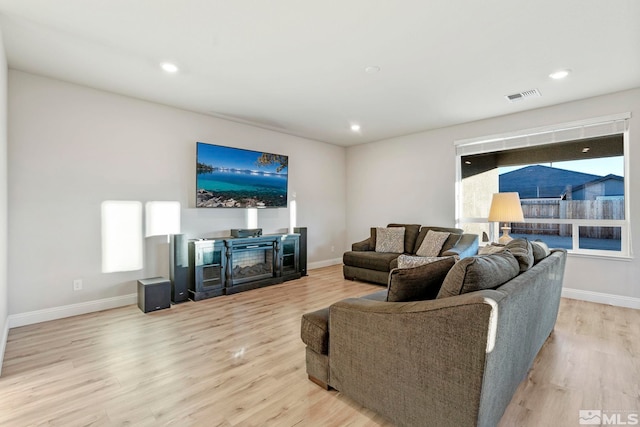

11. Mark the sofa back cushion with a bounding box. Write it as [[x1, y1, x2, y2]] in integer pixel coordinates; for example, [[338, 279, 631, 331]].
[[387, 257, 456, 302], [531, 240, 551, 264], [504, 238, 534, 272], [436, 251, 520, 299], [375, 227, 406, 253], [440, 233, 462, 254], [478, 238, 537, 271]]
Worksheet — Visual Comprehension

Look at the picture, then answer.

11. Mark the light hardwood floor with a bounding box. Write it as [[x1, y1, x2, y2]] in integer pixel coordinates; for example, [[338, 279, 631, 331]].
[[1, 265, 639, 426]]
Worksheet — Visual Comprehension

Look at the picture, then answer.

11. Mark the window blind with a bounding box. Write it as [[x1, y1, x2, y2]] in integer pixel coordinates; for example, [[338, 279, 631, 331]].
[[454, 113, 630, 157]]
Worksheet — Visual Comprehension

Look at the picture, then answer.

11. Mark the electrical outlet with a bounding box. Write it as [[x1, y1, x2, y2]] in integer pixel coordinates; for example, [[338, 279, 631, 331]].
[[331, 245, 335, 252], [73, 279, 83, 291]]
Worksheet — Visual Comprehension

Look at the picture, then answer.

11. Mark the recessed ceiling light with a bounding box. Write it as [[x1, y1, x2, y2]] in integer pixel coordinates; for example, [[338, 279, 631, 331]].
[[161, 62, 179, 73], [582, 147, 590, 153], [350, 124, 361, 132], [365, 66, 380, 74], [549, 69, 570, 80], [465, 161, 472, 165]]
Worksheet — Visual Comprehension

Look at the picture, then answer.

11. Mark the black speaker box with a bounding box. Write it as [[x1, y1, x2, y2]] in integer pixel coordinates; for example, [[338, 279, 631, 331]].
[[137, 277, 171, 313], [170, 234, 189, 303], [294, 227, 308, 276], [231, 228, 263, 238]]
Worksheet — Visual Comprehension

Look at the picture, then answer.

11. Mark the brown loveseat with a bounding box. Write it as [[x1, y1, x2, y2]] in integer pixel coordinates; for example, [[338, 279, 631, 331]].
[[343, 224, 479, 285], [302, 239, 567, 427]]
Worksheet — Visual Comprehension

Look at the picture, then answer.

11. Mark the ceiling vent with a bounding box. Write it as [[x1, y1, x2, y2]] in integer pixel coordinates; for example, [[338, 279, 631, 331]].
[[505, 88, 541, 103]]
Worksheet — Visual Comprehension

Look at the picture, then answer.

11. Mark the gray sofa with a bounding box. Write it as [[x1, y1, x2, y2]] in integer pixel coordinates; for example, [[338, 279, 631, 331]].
[[302, 240, 567, 427], [343, 224, 479, 285]]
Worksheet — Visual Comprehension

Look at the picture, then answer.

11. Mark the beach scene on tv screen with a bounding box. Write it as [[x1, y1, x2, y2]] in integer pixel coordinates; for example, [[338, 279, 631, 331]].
[[196, 143, 288, 208]]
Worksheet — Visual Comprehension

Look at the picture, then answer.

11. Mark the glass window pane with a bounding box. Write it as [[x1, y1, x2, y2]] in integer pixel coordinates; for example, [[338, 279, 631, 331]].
[[459, 129, 628, 256], [578, 226, 622, 251], [510, 224, 572, 250]]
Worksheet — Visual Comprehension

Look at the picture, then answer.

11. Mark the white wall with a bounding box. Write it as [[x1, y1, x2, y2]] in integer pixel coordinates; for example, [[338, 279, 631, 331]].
[[0, 28, 9, 374], [7, 70, 346, 317], [347, 88, 640, 303]]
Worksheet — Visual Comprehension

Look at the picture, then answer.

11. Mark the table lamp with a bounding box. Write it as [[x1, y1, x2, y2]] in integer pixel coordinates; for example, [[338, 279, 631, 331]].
[[488, 192, 524, 244]]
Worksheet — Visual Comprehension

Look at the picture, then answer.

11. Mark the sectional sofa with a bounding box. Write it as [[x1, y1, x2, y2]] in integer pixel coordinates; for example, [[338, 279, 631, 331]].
[[343, 223, 479, 285], [302, 239, 567, 426]]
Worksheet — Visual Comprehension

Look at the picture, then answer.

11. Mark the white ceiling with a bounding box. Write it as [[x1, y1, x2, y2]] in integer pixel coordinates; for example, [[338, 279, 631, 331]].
[[0, 1, 639, 146]]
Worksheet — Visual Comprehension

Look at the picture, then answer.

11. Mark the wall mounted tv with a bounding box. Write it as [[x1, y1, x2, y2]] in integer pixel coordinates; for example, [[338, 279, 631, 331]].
[[196, 142, 288, 208]]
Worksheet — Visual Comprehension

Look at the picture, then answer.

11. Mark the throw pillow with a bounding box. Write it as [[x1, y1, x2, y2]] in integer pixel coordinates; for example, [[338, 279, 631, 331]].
[[504, 238, 534, 272], [416, 230, 450, 257], [375, 227, 406, 253], [436, 251, 520, 299], [397, 254, 452, 269], [388, 223, 421, 254], [531, 239, 551, 263], [387, 257, 456, 302]]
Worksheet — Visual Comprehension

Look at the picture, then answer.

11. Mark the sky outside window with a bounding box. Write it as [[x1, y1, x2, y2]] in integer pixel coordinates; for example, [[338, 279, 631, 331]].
[[499, 156, 624, 176]]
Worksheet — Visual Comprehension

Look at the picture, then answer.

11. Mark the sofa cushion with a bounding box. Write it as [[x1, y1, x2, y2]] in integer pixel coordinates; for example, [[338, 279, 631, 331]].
[[387, 257, 456, 302], [375, 227, 406, 253], [416, 230, 450, 257], [505, 238, 534, 272], [397, 254, 451, 269], [531, 240, 551, 263], [343, 251, 399, 272], [436, 251, 520, 299], [301, 307, 330, 355]]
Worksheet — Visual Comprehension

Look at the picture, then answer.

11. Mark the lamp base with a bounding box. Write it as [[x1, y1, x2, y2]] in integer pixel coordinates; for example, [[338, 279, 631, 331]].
[[498, 226, 513, 245]]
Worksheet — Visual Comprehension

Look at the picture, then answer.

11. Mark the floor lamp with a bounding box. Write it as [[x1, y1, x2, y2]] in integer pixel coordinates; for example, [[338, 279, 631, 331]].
[[488, 192, 524, 244]]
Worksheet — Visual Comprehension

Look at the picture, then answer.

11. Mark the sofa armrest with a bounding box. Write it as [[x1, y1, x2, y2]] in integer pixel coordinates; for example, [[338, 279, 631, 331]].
[[328, 290, 504, 426], [442, 233, 479, 259], [351, 238, 372, 251]]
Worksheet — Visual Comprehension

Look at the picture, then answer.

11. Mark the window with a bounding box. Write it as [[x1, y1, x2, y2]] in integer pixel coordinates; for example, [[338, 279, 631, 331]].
[[455, 113, 631, 258]]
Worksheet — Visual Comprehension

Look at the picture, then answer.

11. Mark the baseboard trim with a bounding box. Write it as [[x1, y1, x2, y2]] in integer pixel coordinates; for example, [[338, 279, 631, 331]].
[[308, 258, 342, 270], [8, 294, 137, 329], [0, 317, 8, 376], [562, 287, 640, 310]]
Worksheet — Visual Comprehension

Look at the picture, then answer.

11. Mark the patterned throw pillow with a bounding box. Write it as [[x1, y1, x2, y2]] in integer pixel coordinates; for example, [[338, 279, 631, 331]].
[[375, 227, 406, 253], [397, 254, 452, 269], [416, 230, 450, 257]]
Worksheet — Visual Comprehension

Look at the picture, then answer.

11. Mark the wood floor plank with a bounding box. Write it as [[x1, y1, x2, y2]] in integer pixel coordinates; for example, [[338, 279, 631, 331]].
[[1, 265, 639, 426]]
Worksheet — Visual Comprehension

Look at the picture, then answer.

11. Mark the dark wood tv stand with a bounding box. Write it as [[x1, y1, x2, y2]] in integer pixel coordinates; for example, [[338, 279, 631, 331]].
[[188, 233, 301, 300]]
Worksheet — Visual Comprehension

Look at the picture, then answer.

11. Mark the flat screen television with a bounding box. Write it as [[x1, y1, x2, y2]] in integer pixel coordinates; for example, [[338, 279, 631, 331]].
[[196, 142, 288, 208]]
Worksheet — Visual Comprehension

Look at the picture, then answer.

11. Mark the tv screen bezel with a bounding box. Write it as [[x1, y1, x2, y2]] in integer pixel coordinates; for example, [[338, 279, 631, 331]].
[[196, 142, 289, 209]]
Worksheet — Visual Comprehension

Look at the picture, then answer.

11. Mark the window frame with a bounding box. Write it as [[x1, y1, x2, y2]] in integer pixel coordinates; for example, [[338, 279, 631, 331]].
[[454, 113, 632, 259]]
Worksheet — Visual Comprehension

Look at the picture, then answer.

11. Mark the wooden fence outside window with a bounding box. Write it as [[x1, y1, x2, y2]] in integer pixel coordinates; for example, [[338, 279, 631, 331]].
[[511, 199, 624, 239]]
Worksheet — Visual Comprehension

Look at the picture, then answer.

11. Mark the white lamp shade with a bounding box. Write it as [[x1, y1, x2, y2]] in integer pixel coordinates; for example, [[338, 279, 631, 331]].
[[488, 193, 524, 222], [145, 201, 181, 237]]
